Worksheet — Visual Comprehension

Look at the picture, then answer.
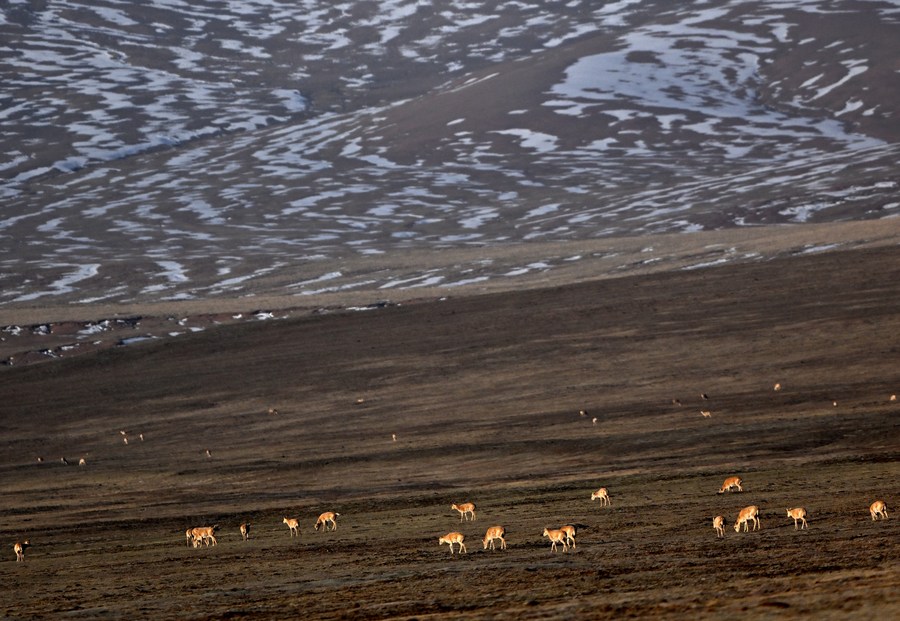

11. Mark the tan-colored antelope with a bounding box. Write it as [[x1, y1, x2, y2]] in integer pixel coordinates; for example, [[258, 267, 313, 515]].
[[482, 526, 506, 551], [451, 502, 476, 522], [240, 523, 250, 541], [185, 528, 194, 547], [786, 507, 808, 530], [78, 458, 86, 466], [700, 410, 711, 418], [734, 506, 760, 532], [870, 500, 888, 521], [713, 515, 725, 538], [439, 532, 466, 554], [718, 476, 743, 494], [579, 409, 587, 417], [14, 540, 30, 562], [774, 383, 782, 391], [542, 528, 568, 552], [283, 517, 300, 537], [314, 512, 340, 532], [192, 535, 204, 548], [890, 394, 897, 402], [560, 525, 577, 549], [191, 525, 218, 546], [591, 487, 610, 506]]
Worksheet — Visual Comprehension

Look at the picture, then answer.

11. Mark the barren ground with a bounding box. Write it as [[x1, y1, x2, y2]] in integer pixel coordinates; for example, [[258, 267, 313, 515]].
[[1, 242, 899, 620]]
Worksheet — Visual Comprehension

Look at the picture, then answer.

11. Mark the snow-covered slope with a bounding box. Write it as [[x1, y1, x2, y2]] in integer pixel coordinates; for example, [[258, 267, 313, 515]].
[[1, 0, 898, 305]]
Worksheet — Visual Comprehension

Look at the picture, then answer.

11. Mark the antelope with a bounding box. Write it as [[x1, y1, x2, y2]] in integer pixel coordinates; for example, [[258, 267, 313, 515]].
[[392, 433, 397, 442], [579, 410, 587, 417], [268, 408, 278, 415], [315, 512, 340, 532], [205, 449, 212, 458], [60, 457, 69, 465], [542, 528, 568, 552], [451, 502, 476, 522], [591, 487, 611, 506], [713, 515, 725, 538], [192, 536, 204, 548], [718, 476, 743, 494], [870, 500, 888, 521], [786, 507, 808, 530], [560, 524, 577, 549], [14, 540, 30, 562], [700, 393, 709, 401], [191, 525, 218, 546], [592, 417, 597, 424], [240, 523, 250, 541], [890, 394, 897, 402], [701, 410, 711, 418], [774, 383, 782, 391], [439, 532, 466, 554], [734, 506, 760, 532], [283, 517, 300, 537], [78, 458, 86, 466], [185, 528, 194, 547], [482, 526, 506, 551]]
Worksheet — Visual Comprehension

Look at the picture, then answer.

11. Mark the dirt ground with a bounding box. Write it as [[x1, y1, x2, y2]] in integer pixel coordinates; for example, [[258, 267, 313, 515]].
[[1, 244, 899, 620]]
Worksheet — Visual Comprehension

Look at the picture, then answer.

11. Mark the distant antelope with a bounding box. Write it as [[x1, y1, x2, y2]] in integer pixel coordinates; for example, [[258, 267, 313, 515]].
[[700, 393, 709, 401], [713, 515, 725, 538], [718, 476, 743, 494], [734, 506, 760, 532], [890, 394, 897, 402], [267, 408, 278, 415], [542, 528, 568, 552], [205, 449, 212, 458], [439, 532, 466, 554], [774, 383, 782, 391], [700, 410, 711, 418], [392, 433, 397, 442], [240, 523, 250, 541], [283, 517, 300, 537], [60, 457, 69, 465], [786, 507, 808, 530], [451, 502, 476, 522], [579, 410, 587, 417], [560, 525, 577, 549], [185, 528, 194, 547], [870, 500, 888, 521], [482, 526, 506, 551], [192, 536, 204, 548], [591, 488, 610, 506], [592, 417, 597, 424], [78, 458, 86, 466], [315, 512, 340, 532], [14, 540, 30, 562], [191, 526, 218, 546], [36, 457, 43, 463]]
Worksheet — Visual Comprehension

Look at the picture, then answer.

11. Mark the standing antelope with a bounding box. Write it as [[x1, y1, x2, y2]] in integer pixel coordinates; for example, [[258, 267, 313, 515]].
[[591, 487, 610, 506], [870, 500, 888, 520], [240, 523, 250, 541], [786, 507, 808, 530], [482, 526, 506, 551], [283, 517, 300, 537], [190, 526, 218, 546], [439, 532, 466, 554], [718, 476, 743, 494], [185, 528, 194, 547], [451, 502, 476, 522], [734, 506, 760, 532], [542, 528, 569, 552], [14, 540, 30, 562], [314, 512, 340, 532], [560, 525, 577, 549], [713, 515, 725, 538]]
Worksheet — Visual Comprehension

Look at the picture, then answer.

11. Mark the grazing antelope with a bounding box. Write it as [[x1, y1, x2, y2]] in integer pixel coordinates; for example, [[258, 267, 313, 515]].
[[774, 383, 782, 391], [123, 437, 128, 445], [240, 523, 250, 541], [37, 457, 43, 463], [439, 532, 466, 554], [672, 398, 682, 406], [592, 417, 597, 424], [786, 507, 808, 530], [718, 476, 743, 494], [579, 410, 587, 417], [205, 449, 212, 458], [482, 526, 506, 551], [267, 408, 278, 415], [314, 512, 340, 532], [870, 500, 888, 521], [78, 458, 86, 466], [191, 526, 218, 546], [60, 457, 69, 465], [14, 540, 30, 562], [451, 502, 476, 522], [700, 410, 711, 418], [890, 394, 897, 402], [713, 515, 725, 538], [700, 393, 709, 401], [283, 517, 300, 537], [192, 536, 204, 548], [542, 528, 568, 552], [392, 433, 397, 442], [591, 488, 611, 506], [734, 506, 760, 532], [560, 525, 577, 549]]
